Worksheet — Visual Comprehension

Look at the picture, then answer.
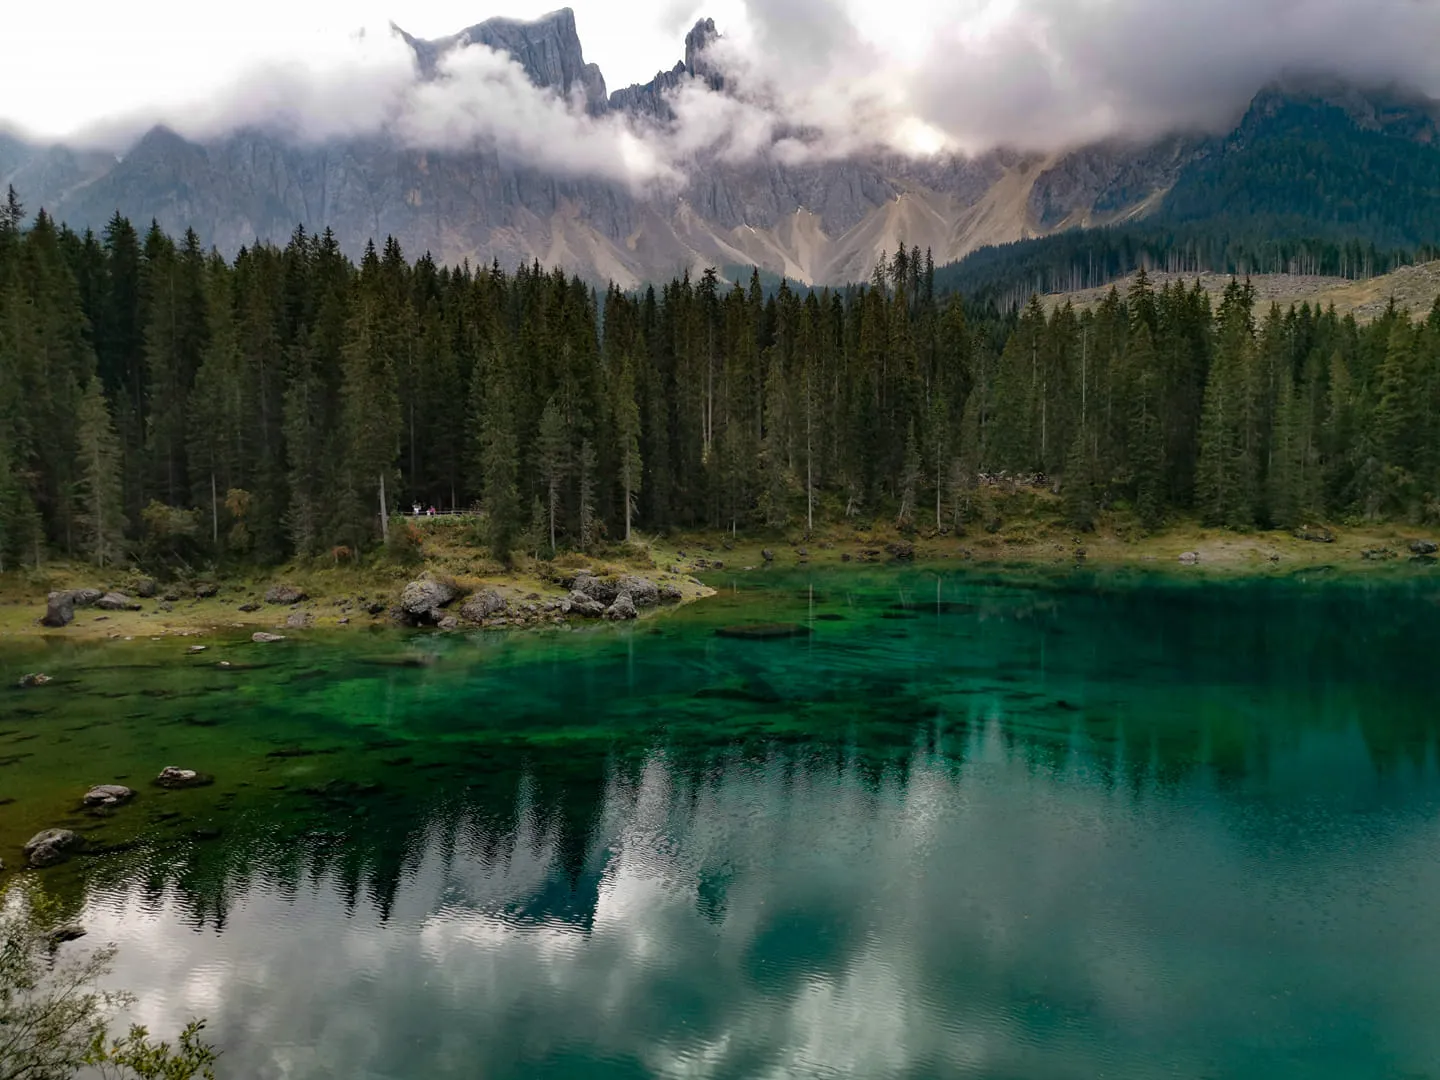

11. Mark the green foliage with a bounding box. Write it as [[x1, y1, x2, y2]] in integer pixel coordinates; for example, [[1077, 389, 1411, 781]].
[[0, 890, 215, 1080]]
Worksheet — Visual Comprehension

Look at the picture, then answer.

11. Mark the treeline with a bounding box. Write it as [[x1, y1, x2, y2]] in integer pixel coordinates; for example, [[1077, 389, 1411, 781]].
[[4, 186, 1440, 572], [933, 224, 1435, 312]]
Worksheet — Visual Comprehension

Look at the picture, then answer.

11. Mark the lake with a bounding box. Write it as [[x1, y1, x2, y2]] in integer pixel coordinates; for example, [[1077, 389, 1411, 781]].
[[3, 566, 1440, 1079]]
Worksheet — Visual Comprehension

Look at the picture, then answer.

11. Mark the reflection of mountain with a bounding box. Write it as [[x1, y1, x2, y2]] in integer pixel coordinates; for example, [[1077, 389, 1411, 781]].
[[7, 13, 1440, 287]]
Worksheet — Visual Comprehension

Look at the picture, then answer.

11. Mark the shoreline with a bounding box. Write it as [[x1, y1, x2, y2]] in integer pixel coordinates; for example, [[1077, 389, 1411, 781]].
[[1, 523, 1436, 648]]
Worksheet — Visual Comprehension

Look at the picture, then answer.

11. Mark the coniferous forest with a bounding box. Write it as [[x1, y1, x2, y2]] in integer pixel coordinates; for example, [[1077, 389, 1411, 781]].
[[4, 184, 1440, 572]]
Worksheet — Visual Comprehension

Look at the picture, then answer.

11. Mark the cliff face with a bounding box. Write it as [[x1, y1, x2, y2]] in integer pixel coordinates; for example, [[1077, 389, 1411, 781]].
[[5, 9, 1437, 286]]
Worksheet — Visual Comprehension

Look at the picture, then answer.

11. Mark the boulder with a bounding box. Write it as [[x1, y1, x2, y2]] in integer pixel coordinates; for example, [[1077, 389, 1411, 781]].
[[1361, 548, 1396, 561], [437, 616, 460, 631], [155, 766, 213, 789], [762, 549, 775, 562], [95, 592, 140, 611], [617, 575, 660, 608], [571, 572, 619, 605], [658, 583, 683, 603], [366, 602, 386, 616], [18, 672, 52, 689], [238, 602, 261, 613], [135, 578, 158, 598], [187, 645, 207, 654], [41, 591, 74, 628], [460, 589, 507, 623], [265, 584, 307, 605], [604, 594, 638, 621], [284, 611, 311, 630], [1178, 551, 1201, 565], [24, 829, 82, 867], [1409, 539, 1438, 555], [1294, 525, 1335, 544], [568, 592, 606, 618], [194, 583, 220, 598], [252, 632, 286, 643], [72, 588, 103, 608], [399, 578, 459, 624], [83, 784, 135, 808]]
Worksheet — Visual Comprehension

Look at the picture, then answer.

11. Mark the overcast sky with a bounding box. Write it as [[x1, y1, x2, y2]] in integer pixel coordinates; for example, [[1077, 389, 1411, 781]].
[[5, 0, 1440, 172]]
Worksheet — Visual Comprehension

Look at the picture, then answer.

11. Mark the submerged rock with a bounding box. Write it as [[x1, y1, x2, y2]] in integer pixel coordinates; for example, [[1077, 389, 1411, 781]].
[[265, 584, 307, 605], [18, 672, 52, 688], [155, 766, 213, 789], [715, 623, 813, 641], [24, 829, 82, 867], [83, 784, 135, 807], [252, 632, 286, 643]]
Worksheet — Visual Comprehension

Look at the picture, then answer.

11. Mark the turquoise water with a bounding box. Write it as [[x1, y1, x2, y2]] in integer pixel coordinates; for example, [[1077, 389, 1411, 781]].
[[3, 567, 1440, 1078]]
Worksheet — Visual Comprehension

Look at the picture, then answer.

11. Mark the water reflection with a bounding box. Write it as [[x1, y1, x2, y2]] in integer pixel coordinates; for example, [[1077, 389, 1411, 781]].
[[80, 721, 1440, 1080]]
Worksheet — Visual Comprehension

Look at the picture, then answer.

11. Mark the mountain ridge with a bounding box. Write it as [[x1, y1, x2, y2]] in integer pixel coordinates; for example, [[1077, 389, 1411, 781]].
[[3, 9, 1439, 287]]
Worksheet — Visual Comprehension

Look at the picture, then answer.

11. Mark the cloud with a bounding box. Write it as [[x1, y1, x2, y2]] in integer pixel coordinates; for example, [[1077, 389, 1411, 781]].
[[11, 0, 1440, 190]]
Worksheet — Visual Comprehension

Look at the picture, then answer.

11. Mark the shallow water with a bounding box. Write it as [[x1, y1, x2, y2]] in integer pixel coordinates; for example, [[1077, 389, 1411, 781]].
[[3, 567, 1440, 1079]]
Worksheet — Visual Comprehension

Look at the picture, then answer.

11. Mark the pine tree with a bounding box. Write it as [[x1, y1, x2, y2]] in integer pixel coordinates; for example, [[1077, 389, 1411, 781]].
[[896, 422, 922, 528], [535, 396, 569, 555], [577, 439, 598, 552], [614, 353, 643, 543], [74, 375, 126, 567], [1063, 423, 1097, 531], [477, 366, 521, 561]]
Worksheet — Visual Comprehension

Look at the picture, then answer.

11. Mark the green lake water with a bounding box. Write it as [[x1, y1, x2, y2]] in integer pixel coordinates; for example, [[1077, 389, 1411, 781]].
[[3, 566, 1440, 1079]]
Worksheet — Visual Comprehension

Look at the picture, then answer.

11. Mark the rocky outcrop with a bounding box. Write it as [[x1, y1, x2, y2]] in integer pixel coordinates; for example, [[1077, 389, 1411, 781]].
[[460, 589, 507, 623], [617, 574, 660, 608], [264, 584, 307, 605], [399, 578, 460, 625], [24, 829, 82, 868], [570, 571, 619, 605], [83, 784, 135, 807]]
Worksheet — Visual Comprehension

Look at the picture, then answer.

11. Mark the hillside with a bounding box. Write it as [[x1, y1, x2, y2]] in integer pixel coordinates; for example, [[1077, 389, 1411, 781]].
[[1043, 260, 1440, 321]]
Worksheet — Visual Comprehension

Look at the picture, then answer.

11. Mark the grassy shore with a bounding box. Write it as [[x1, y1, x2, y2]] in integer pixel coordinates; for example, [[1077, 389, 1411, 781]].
[[1, 504, 1436, 645]]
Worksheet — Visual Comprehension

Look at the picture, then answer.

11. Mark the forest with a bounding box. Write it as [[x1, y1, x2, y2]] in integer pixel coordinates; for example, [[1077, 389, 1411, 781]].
[[3, 183, 1440, 573]]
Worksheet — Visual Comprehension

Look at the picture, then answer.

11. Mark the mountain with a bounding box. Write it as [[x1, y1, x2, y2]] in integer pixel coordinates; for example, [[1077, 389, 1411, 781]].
[[4, 10, 1440, 287]]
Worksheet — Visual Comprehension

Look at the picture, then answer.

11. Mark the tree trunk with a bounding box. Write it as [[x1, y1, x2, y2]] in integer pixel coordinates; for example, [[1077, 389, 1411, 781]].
[[624, 475, 632, 542], [379, 472, 389, 544]]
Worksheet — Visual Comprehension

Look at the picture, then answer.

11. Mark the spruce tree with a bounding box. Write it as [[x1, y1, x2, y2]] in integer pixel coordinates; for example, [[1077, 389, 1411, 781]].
[[535, 396, 569, 555], [74, 375, 126, 567]]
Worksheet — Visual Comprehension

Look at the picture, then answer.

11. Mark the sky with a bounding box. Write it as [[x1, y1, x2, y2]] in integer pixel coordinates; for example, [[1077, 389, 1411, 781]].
[[5, 0, 1440, 181]]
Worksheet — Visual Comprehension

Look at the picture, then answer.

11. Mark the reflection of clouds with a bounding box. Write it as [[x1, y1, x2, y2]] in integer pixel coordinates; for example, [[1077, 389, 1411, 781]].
[[79, 725, 1440, 1079]]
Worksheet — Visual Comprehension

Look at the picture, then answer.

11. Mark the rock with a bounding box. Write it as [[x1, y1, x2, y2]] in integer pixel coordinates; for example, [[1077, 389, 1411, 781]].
[[711, 559, 724, 569], [1294, 525, 1335, 543], [571, 571, 619, 605], [49, 925, 87, 945], [617, 575, 660, 608], [238, 602, 261, 613], [265, 584, 307, 605], [658, 583, 683, 603], [194, 583, 219, 598], [437, 616, 460, 631], [71, 588, 103, 607], [187, 645, 207, 654], [41, 591, 75, 628], [155, 766, 213, 789], [95, 592, 140, 611], [163, 591, 182, 603], [1409, 539, 1438, 555], [284, 611, 311, 629], [83, 784, 135, 807], [18, 672, 52, 688], [158, 601, 174, 613], [338, 617, 350, 625], [252, 632, 286, 643], [460, 589, 507, 623], [366, 602, 386, 616], [24, 829, 83, 867], [567, 591, 606, 617], [841, 552, 852, 562], [399, 578, 460, 624], [135, 578, 158, 598], [1361, 548, 1396, 561], [762, 549, 774, 562], [1178, 551, 1201, 565], [797, 547, 809, 557], [886, 541, 916, 560], [604, 594, 638, 621]]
